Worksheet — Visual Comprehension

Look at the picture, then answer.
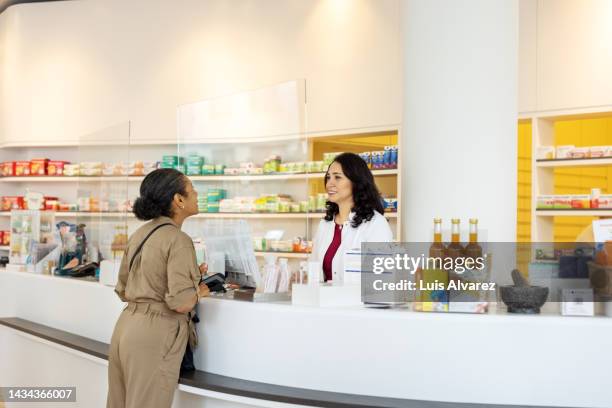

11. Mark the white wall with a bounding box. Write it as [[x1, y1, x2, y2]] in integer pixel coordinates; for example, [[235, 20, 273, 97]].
[[519, 0, 612, 112], [0, 0, 402, 144], [518, 0, 537, 113], [402, 0, 518, 242]]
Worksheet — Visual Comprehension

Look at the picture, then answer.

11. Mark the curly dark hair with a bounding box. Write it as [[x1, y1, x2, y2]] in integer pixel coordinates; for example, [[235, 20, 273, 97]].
[[324, 152, 384, 228]]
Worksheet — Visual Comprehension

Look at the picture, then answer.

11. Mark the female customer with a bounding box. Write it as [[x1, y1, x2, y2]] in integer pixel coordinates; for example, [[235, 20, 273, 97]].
[[311, 152, 393, 282], [107, 169, 210, 408]]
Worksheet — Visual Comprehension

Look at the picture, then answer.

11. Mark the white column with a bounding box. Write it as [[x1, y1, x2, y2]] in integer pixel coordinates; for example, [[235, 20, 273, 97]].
[[401, 0, 518, 242]]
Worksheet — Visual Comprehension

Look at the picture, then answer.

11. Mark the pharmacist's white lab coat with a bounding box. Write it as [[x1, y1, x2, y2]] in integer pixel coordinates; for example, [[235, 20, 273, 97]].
[[310, 211, 393, 282]]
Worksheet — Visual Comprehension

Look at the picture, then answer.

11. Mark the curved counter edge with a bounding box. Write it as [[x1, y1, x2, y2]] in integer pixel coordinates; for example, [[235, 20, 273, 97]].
[[0, 317, 563, 408]]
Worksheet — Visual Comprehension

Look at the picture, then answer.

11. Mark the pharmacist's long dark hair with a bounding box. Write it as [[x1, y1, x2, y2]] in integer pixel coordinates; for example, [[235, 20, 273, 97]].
[[324, 153, 384, 228], [133, 169, 188, 221]]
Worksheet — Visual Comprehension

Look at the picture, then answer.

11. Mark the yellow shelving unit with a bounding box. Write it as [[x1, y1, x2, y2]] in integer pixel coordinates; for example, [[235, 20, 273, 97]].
[[526, 106, 612, 242]]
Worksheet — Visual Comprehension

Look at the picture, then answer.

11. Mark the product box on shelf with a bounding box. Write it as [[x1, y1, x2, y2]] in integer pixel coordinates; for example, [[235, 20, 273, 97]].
[[591, 188, 601, 208], [263, 156, 281, 174], [45, 199, 60, 211], [214, 164, 225, 175], [1, 230, 9, 246], [2, 161, 16, 177], [391, 145, 398, 166], [128, 161, 158, 176], [597, 195, 612, 209], [24, 196, 59, 210], [102, 163, 128, 177], [201, 164, 215, 175], [64, 164, 80, 176], [571, 195, 590, 209], [536, 146, 555, 160], [537, 195, 555, 209], [590, 146, 607, 158], [184, 156, 204, 175], [554, 195, 572, 209], [80, 162, 103, 177], [186, 165, 202, 176], [162, 155, 184, 166], [570, 147, 589, 159], [15, 161, 31, 176], [304, 161, 325, 173], [187, 155, 204, 166], [30, 158, 49, 176], [383, 197, 398, 212], [359, 152, 372, 167], [323, 152, 343, 166], [1, 196, 25, 211], [555, 145, 574, 159], [47, 161, 69, 176]]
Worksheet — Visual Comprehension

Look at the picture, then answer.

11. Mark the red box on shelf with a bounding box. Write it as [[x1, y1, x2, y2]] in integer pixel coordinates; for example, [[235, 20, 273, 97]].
[[2, 231, 10, 246], [15, 161, 31, 176], [47, 161, 69, 176], [43, 196, 59, 211], [30, 158, 49, 176], [1, 196, 25, 211], [2, 162, 16, 177]]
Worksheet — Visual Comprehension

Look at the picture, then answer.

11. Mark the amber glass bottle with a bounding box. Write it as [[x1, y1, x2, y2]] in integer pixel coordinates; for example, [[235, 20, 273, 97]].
[[464, 218, 483, 259], [446, 218, 465, 259], [429, 218, 446, 258]]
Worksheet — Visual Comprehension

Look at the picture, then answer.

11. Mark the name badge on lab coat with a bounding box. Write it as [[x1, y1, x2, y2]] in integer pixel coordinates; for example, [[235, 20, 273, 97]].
[[343, 248, 362, 285]]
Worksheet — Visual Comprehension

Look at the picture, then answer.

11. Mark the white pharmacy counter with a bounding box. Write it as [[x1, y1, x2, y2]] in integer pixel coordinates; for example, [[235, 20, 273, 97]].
[[0, 268, 611, 408]]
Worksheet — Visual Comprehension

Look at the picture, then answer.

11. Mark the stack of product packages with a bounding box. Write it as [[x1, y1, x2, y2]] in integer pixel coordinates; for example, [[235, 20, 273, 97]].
[[261, 255, 291, 294], [198, 189, 226, 213], [160, 155, 185, 172]]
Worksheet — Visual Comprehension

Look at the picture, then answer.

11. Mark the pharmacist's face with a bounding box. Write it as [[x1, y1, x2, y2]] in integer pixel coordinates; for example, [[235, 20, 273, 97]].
[[325, 162, 353, 205]]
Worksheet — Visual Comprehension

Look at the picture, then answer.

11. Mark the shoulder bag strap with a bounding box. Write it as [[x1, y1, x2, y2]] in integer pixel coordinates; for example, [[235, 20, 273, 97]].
[[129, 223, 174, 272]]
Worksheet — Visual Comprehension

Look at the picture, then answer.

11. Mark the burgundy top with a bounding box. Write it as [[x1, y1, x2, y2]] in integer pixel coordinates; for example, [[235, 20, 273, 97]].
[[322, 223, 342, 282]]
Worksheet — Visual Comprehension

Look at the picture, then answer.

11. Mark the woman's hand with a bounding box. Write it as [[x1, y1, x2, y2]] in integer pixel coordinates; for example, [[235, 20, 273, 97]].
[[198, 283, 210, 298], [198, 263, 208, 276]]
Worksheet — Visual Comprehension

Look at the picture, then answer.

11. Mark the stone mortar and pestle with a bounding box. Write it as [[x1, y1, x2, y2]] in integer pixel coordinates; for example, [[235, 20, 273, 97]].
[[500, 269, 549, 314]]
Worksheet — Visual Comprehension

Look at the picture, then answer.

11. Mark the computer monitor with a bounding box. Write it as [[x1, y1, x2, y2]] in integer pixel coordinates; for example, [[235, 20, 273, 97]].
[[201, 220, 261, 289]]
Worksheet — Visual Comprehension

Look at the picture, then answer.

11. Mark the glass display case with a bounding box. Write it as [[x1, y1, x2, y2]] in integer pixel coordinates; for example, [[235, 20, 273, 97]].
[[8, 210, 55, 265]]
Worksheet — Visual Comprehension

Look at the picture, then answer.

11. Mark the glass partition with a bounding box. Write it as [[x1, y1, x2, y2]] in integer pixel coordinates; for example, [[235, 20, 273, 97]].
[[60, 122, 132, 278], [176, 81, 309, 293]]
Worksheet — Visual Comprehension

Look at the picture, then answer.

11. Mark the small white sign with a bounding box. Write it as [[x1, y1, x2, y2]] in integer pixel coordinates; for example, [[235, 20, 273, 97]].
[[592, 219, 612, 243], [561, 289, 594, 316]]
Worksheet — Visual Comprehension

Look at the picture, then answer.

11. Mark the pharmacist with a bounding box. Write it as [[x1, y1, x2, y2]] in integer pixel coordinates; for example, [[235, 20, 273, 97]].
[[311, 153, 393, 282]]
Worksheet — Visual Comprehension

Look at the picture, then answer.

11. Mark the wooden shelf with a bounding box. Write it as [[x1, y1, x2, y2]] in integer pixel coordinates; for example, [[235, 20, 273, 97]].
[[254, 251, 309, 259], [536, 157, 612, 168], [536, 209, 612, 217], [0, 169, 397, 183]]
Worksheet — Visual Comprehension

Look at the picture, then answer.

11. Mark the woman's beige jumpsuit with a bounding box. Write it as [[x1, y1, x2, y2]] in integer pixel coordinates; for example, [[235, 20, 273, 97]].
[[106, 216, 200, 408]]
